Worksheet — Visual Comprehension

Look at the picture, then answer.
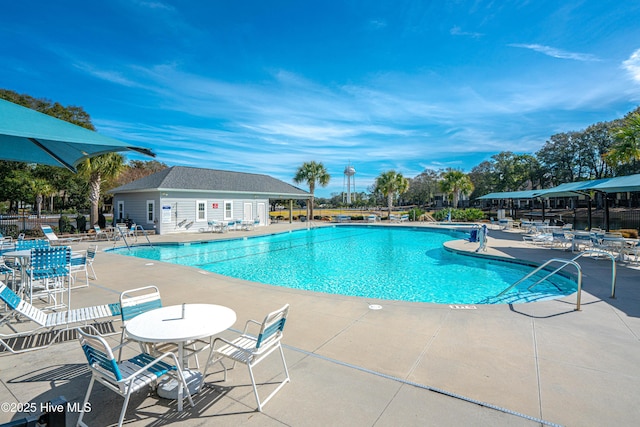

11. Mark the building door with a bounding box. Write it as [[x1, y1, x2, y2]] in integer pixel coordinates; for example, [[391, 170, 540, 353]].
[[243, 202, 253, 221], [257, 203, 266, 226]]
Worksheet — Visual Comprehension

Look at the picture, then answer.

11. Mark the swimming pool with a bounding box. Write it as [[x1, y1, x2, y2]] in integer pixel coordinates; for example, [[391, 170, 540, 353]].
[[112, 226, 577, 304]]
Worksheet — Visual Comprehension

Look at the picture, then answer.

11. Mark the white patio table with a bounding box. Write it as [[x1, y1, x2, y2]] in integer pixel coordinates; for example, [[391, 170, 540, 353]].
[[124, 303, 236, 410]]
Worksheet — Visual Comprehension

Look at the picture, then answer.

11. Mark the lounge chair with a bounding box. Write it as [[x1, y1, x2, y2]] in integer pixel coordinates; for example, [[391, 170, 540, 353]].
[[389, 214, 399, 223], [76, 327, 194, 427], [366, 214, 378, 223], [336, 215, 351, 223], [93, 225, 111, 241], [40, 224, 83, 245], [551, 231, 572, 249], [201, 304, 290, 411], [400, 214, 409, 222], [522, 232, 553, 246], [0, 281, 121, 353], [571, 232, 593, 253]]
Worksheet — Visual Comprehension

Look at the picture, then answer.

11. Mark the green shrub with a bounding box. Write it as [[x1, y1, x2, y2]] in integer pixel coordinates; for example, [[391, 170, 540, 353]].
[[0, 225, 19, 238], [406, 208, 424, 221], [76, 214, 87, 233], [58, 215, 75, 234], [433, 208, 485, 222]]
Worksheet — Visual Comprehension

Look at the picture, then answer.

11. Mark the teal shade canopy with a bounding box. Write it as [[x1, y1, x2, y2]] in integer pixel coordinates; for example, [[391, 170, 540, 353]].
[[0, 99, 154, 172]]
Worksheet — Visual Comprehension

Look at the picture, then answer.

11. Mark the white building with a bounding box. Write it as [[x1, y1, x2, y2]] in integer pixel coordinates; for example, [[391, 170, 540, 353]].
[[110, 166, 309, 235]]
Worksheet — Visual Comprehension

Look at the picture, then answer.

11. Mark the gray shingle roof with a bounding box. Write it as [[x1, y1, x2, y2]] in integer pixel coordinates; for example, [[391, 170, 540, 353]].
[[110, 166, 309, 198]]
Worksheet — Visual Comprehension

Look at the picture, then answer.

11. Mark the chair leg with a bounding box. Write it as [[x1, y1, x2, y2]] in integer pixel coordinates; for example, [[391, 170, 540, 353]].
[[118, 389, 133, 427], [247, 363, 263, 412], [77, 376, 95, 427], [88, 263, 97, 280], [118, 329, 127, 361], [248, 345, 291, 412]]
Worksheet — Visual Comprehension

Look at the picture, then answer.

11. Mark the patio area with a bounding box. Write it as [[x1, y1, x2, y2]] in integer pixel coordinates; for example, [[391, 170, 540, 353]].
[[1, 223, 639, 426]]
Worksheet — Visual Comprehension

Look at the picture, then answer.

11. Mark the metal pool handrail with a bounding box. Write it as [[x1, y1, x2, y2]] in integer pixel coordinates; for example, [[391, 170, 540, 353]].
[[497, 258, 583, 311], [571, 249, 617, 298]]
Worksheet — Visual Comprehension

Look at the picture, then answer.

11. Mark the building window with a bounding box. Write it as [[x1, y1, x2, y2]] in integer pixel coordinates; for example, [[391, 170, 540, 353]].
[[224, 201, 233, 220], [196, 200, 206, 221], [146, 200, 155, 224]]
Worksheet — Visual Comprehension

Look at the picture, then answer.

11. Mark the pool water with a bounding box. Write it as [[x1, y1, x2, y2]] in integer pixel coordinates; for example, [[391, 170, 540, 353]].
[[112, 226, 577, 304]]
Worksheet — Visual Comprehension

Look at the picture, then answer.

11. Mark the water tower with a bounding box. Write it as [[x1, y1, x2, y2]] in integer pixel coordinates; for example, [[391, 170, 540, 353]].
[[343, 163, 356, 204]]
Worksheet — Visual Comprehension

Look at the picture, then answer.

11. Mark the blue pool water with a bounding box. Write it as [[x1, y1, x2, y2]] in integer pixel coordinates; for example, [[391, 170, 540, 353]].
[[112, 226, 577, 304]]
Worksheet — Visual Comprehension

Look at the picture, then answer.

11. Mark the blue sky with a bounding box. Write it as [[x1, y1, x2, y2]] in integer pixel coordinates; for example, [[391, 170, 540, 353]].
[[2, 1, 640, 197]]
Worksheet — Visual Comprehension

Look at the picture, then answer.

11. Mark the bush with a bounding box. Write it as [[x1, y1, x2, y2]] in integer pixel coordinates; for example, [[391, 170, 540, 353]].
[[58, 215, 75, 234], [0, 225, 19, 238], [433, 208, 485, 222], [98, 213, 106, 228], [76, 214, 87, 233], [406, 208, 424, 221]]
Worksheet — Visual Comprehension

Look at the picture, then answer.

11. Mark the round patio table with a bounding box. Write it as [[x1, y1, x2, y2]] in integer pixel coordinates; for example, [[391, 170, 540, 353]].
[[124, 303, 236, 409]]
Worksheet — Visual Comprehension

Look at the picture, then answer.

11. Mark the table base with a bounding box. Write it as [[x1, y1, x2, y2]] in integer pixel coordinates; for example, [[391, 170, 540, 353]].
[[157, 369, 203, 400]]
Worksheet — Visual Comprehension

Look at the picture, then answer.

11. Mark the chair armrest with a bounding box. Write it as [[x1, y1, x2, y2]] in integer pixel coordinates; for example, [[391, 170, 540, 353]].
[[241, 319, 262, 334]]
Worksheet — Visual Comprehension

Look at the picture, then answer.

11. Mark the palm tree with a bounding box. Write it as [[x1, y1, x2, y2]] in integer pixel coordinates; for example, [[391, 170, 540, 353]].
[[293, 161, 330, 220], [77, 153, 125, 227], [31, 178, 53, 218], [374, 170, 409, 217], [440, 170, 474, 208], [604, 111, 640, 168]]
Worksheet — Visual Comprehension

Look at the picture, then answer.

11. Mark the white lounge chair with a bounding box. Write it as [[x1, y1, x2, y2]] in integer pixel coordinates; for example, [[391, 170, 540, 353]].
[[40, 224, 83, 245], [0, 281, 121, 353], [201, 304, 290, 411], [93, 225, 111, 241], [76, 328, 194, 427]]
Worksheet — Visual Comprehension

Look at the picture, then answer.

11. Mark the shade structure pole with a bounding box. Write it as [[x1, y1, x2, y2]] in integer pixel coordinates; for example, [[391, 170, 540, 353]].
[[289, 200, 293, 224]]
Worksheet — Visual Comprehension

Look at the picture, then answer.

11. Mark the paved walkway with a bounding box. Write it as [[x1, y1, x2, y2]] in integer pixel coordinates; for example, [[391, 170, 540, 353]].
[[1, 223, 638, 426]]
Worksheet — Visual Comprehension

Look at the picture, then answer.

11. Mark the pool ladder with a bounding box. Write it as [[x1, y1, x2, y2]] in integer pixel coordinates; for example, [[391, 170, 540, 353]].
[[113, 224, 153, 251], [497, 250, 617, 311]]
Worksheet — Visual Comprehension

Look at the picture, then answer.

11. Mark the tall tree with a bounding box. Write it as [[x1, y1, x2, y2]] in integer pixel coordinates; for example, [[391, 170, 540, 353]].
[[440, 170, 474, 208], [405, 168, 442, 206], [77, 153, 125, 227], [31, 178, 53, 218], [374, 170, 409, 216], [293, 161, 330, 220]]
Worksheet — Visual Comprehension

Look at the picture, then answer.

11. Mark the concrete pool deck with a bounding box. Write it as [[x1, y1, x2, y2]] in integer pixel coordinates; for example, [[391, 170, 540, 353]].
[[1, 222, 638, 426]]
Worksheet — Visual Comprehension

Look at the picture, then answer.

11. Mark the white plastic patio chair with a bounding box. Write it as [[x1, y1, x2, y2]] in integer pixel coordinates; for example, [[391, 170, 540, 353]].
[[201, 304, 290, 411], [86, 244, 98, 280], [119, 286, 207, 367], [76, 327, 194, 427], [70, 250, 89, 289]]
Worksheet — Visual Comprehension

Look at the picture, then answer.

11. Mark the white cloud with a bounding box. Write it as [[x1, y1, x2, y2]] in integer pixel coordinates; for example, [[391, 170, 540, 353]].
[[509, 43, 600, 62], [450, 26, 483, 38], [622, 48, 640, 83]]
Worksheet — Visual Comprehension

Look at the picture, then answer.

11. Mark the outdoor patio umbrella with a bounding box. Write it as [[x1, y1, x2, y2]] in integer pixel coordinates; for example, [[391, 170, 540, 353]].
[[0, 99, 154, 172]]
